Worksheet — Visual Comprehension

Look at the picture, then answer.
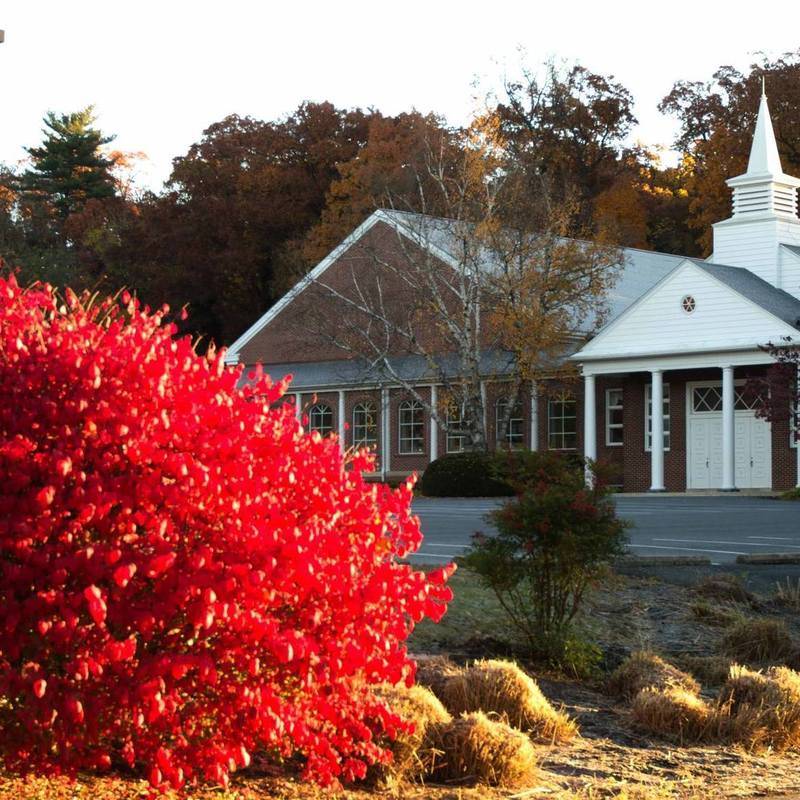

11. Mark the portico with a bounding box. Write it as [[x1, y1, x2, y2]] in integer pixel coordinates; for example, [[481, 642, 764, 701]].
[[573, 89, 800, 492]]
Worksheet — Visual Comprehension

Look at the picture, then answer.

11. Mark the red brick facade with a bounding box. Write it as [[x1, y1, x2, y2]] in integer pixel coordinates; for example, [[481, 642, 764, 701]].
[[283, 370, 798, 489]]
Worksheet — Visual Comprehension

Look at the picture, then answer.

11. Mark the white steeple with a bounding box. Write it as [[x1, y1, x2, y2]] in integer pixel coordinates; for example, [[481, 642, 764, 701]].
[[725, 87, 800, 218], [712, 86, 800, 295]]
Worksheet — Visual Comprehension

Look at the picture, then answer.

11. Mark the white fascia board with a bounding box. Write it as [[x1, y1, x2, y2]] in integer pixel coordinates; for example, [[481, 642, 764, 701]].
[[577, 347, 774, 376], [224, 210, 461, 365], [224, 211, 386, 365]]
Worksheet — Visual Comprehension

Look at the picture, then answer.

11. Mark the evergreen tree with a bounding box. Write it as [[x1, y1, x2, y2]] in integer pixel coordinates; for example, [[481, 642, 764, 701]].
[[20, 107, 116, 223]]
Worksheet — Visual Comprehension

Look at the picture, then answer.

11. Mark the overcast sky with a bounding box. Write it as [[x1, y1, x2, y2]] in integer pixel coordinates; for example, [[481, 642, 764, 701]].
[[2, 1, 799, 190]]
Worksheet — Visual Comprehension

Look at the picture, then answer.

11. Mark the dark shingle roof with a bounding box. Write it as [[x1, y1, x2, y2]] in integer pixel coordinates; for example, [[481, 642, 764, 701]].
[[249, 350, 522, 390], [688, 259, 800, 330], [383, 210, 682, 328]]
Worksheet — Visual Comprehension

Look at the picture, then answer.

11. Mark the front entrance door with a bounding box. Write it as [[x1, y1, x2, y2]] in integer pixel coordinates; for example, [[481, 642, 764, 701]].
[[687, 383, 772, 489]]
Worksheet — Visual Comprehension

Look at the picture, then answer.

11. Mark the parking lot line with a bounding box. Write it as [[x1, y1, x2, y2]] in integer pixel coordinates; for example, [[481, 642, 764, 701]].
[[654, 537, 800, 549], [629, 543, 746, 555]]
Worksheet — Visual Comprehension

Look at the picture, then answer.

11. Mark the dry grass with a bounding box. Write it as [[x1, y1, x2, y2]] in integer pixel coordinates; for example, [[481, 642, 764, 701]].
[[715, 664, 800, 751], [688, 599, 739, 627], [427, 711, 538, 788], [774, 577, 800, 611], [414, 655, 465, 698], [372, 683, 452, 784], [607, 651, 700, 703], [434, 659, 577, 743], [675, 655, 732, 687], [719, 617, 794, 663], [630, 686, 712, 742], [694, 574, 754, 605]]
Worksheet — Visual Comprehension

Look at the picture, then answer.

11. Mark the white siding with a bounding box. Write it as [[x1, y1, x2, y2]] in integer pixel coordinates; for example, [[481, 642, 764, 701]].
[[712, 216, 800, 294], [578, 261, 798, 360], [780, 245, 800, 299]]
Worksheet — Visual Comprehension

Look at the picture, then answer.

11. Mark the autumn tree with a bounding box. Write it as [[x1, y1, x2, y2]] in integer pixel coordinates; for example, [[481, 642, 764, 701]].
[[747, 338, 799, 449], [660, 51, 800, 254], [492, 61, 638, 235], [301, 112, 452, 264], [302, 118, 622, 451], [114, 102, 377, 345]]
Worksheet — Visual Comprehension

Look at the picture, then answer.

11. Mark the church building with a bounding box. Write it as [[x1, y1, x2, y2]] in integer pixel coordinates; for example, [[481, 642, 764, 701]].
[[225, 92, 800, 492]]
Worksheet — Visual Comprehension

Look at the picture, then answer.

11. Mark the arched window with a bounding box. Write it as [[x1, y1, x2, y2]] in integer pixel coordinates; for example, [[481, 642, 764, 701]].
[[308, 403, 333, 436], [398, 399, 425, 454], [352, 401, 378, 449], [445, 401, 466, 453], [496, 397, 524, 447]]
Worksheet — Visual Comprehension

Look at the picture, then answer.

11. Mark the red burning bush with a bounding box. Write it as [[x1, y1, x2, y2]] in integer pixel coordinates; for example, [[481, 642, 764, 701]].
[[0, 275, 453, 791]]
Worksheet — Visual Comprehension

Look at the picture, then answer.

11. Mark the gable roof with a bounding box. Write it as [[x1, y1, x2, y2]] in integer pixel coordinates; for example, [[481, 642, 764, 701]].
[[225, 208, 683, 365], [687, 259, 800, 329], [572, 256, 800, 363]]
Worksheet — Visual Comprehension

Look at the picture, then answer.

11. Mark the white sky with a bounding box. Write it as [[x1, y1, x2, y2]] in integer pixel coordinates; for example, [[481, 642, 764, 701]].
[[1, 0, 800, 190]]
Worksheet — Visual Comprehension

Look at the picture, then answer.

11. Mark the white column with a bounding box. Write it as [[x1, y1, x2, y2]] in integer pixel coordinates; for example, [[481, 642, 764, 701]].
[[337, 390, 346, 452], [294, 392, 302, 422], [530, 380, 539, 452], [380, 386, 390, 480], [583, 374, 597, 485], [796, 366, 800, 489], [429, 385, 439, 462], [721, 366, 737, 491], [650, 370, 665, 492], [480, 381, 488, 445]]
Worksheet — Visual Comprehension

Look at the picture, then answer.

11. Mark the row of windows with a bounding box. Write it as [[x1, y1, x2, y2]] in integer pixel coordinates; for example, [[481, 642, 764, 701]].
[[306, 387, 678, 453], [306, 397, 527, 455]]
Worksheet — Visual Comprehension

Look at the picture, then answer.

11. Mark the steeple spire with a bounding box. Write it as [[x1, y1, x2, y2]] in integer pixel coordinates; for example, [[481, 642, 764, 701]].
[[745, 88, 783, 176], [724, 88, 800, 219]]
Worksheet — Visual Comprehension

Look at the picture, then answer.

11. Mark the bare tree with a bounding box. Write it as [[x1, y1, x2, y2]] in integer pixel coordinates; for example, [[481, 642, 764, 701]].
[[299, 118, 623, 452]]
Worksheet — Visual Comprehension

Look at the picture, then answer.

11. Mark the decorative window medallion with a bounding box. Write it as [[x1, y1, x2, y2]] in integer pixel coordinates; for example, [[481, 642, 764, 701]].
[[681, 295, 696, 314]]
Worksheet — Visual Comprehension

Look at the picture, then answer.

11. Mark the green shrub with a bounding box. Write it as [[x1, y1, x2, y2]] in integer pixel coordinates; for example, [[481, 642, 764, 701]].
[[419, 452, 514, 497], [463, 451, 628, 664], [780, 487, 800, 501]]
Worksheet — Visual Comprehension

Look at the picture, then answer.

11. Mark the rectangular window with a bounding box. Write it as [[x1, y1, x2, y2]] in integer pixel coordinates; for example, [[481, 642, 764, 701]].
[[548, 395, 577, 450], [398, 400, 425, 454], [645, 383, 670, 451], [496, 397, 525, 448], [446, 402, 466, 453], [605, 388, 624, 446]]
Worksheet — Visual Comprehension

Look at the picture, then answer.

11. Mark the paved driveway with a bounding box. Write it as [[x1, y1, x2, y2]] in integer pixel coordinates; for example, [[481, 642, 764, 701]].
[[409, 495, 800, 565]]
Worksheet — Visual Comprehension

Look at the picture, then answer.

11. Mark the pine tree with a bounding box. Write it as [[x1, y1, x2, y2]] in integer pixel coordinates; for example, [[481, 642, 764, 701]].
[[20, 107, 116, 222]]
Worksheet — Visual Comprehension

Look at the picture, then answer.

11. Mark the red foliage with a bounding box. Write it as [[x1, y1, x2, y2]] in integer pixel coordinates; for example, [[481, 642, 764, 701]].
[[0, 276, 453, 792]]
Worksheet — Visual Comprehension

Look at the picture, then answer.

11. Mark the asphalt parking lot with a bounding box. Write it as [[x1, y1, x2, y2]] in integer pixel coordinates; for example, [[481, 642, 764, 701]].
[[409, 495, 800, 566]]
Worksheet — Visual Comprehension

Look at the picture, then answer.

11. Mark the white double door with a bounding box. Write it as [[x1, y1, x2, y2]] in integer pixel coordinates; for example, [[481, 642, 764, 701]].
[[688, 408, 771, 489]]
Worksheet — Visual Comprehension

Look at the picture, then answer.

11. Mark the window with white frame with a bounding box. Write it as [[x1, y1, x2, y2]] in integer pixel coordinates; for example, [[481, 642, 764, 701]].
[[605, 388, 623, 446], [548, 393, 577, 450], [445, 401, 466, 453], [495, 397, 524, 447], [792, 400, 798, 449], [352, 402, 378, 449], [644, 383, 670, 451], [308, 403, 333, 436], [398, 399, 425, 454]]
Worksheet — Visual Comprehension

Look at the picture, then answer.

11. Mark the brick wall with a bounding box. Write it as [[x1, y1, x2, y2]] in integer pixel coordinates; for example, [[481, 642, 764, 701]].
[[287, 368, 796, 490]]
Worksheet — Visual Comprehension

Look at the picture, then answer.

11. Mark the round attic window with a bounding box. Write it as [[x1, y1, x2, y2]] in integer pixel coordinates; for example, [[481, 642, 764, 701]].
[[681, 295, 696, 314]]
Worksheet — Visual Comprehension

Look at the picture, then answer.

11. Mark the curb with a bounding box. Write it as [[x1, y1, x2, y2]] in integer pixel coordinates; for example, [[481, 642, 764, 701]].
[[735, 553, 800, 565], [615, 555, 712, 567]]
